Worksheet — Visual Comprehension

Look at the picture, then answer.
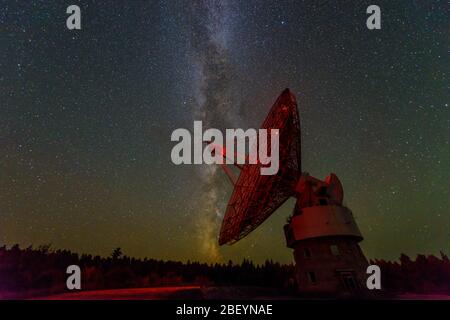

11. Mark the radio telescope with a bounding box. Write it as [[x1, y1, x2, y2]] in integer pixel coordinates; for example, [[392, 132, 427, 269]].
[[216, 89, 369, 297]]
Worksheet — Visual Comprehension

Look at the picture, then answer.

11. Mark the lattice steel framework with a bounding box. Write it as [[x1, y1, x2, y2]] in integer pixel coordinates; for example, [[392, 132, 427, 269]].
[[219, 89, 302, 245]]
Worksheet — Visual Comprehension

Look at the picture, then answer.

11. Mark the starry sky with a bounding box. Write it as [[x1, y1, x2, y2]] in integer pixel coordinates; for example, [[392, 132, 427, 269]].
[[0, 1, 448, 264]]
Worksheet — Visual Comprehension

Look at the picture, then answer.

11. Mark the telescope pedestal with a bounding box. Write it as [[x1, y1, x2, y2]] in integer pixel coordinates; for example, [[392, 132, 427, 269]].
[[284, 205, 369, 297]]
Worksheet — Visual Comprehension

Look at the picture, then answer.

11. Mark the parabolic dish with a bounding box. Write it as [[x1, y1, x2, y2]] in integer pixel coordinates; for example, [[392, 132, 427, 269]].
[[219, 89, 302, 245]]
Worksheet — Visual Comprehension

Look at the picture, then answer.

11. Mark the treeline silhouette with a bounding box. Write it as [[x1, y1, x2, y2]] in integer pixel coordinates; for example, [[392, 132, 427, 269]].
[[0, 244, 294, 298], [0, 244, 449, 299], [370, 253, 450, 295]]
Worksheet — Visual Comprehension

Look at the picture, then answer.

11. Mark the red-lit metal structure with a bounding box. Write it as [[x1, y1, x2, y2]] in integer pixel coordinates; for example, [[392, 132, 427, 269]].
[[216, 88, 370, 297], [218, 89, 301, 245]]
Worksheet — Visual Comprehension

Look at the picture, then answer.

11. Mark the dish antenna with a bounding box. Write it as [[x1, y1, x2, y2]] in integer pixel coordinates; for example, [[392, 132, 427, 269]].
[[215, 89, 370, 297], [219, 89, 301, 245]]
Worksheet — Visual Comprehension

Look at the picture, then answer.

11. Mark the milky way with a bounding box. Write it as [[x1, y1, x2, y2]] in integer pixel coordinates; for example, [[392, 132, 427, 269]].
[[186, 1, 239, 261]]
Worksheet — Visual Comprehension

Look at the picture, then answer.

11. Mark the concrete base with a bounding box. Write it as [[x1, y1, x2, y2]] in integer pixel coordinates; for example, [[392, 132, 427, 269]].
[[284, 205, 369, 297]]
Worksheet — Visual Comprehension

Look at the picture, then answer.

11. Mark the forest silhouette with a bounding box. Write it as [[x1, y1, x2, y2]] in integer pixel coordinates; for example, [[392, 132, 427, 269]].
[[0, 244, 449, 299]]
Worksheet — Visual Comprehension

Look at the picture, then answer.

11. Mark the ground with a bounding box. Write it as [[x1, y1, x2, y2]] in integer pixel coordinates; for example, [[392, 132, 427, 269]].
[[36, 286, 293, 300], [35, 287, 450, 300]]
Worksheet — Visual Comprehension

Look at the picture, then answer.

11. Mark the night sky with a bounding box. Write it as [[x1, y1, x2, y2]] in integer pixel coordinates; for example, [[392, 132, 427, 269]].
[[0, 1, 448, 264]]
